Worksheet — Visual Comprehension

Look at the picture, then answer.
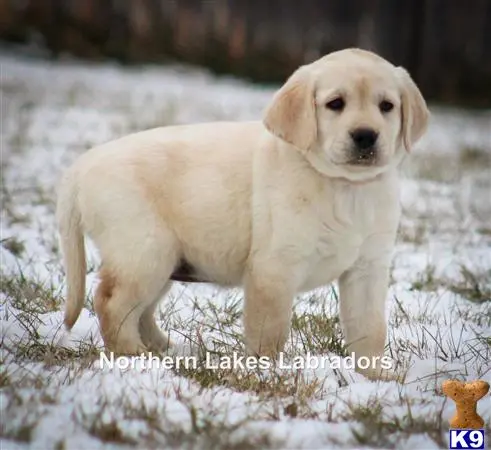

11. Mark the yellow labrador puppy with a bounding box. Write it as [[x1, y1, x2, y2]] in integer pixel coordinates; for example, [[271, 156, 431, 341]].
[[58, 48, 428, 380]]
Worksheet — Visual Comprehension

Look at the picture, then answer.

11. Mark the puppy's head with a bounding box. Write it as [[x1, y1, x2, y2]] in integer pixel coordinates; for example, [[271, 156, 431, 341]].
[[263, 48, 429, 181]]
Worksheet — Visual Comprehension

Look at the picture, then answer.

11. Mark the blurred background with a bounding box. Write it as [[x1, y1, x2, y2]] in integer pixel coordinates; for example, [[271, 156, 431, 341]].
[[1, 0, 490, 108]]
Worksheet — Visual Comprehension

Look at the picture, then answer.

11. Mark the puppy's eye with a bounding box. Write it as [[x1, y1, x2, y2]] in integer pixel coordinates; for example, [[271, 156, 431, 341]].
[[326, 98, 345, 111], [379, 100, 394, 113]]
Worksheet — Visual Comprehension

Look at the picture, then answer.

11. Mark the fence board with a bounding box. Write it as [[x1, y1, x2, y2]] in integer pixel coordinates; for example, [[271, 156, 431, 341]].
[[0, 0, 489, 106]]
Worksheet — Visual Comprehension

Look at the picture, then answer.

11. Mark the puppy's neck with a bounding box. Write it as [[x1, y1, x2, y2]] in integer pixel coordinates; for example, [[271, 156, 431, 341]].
[[331, 172, 385, 186]]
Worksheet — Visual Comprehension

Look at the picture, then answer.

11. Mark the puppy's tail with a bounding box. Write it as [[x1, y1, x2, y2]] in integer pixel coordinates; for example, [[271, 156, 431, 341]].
[[57, 171, 86, 330]]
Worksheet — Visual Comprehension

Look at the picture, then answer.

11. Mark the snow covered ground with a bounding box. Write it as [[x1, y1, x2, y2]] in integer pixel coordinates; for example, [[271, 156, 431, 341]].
[[1, 49, 490, 449]]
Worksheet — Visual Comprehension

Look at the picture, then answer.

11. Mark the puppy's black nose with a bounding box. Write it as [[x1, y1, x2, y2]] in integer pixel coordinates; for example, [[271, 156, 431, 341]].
[[350, 128, 378, 150]]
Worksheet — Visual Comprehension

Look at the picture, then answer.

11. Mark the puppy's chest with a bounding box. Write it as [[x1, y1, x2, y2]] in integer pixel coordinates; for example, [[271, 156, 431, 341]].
[[302, 228, 362, 290], [300, 191, 384, 289]]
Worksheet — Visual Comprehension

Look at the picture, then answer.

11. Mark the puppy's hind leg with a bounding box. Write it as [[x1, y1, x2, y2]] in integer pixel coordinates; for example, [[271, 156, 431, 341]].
[[139, 281, 174, 353], [94, 229, 179, 356]]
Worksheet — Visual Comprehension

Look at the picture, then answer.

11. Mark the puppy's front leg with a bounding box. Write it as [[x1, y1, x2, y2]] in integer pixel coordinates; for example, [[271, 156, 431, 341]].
[[338, 256, 400, 381], [243, 266, 296, 358]]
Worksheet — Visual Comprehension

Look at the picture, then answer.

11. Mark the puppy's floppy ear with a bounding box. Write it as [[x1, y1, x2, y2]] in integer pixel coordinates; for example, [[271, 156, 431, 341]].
[[397, 67, 430, 152], [263, 68, 316, 151]]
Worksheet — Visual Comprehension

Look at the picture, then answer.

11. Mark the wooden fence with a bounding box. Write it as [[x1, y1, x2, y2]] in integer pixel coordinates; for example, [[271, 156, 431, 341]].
[[1, 0, 490, 107]]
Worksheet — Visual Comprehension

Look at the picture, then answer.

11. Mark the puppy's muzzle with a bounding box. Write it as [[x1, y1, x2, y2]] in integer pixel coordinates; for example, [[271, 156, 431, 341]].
[[349, 128, 379, 165]]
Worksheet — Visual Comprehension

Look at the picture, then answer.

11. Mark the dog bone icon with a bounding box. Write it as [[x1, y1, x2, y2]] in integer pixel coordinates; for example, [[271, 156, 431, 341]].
[[442, 379, 490, 429]]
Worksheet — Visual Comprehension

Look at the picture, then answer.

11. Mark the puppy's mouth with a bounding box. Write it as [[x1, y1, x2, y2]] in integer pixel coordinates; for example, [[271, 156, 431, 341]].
[[338, 146, 383, 168], [347, 148, 378, 166]]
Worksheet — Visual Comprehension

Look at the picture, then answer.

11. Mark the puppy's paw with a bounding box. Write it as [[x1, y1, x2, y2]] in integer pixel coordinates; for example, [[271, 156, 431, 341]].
[[106, 339, 149, 357], [141, 328, 172, 354], [356, 364, 406, 383]]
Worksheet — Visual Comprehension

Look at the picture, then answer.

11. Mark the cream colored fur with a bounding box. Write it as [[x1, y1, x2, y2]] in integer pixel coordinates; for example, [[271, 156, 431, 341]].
[[57, 48, 429, 381]]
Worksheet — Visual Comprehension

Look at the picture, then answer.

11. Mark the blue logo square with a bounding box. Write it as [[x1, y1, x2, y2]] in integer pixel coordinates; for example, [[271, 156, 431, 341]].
[[449, 429, 485, 449]]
